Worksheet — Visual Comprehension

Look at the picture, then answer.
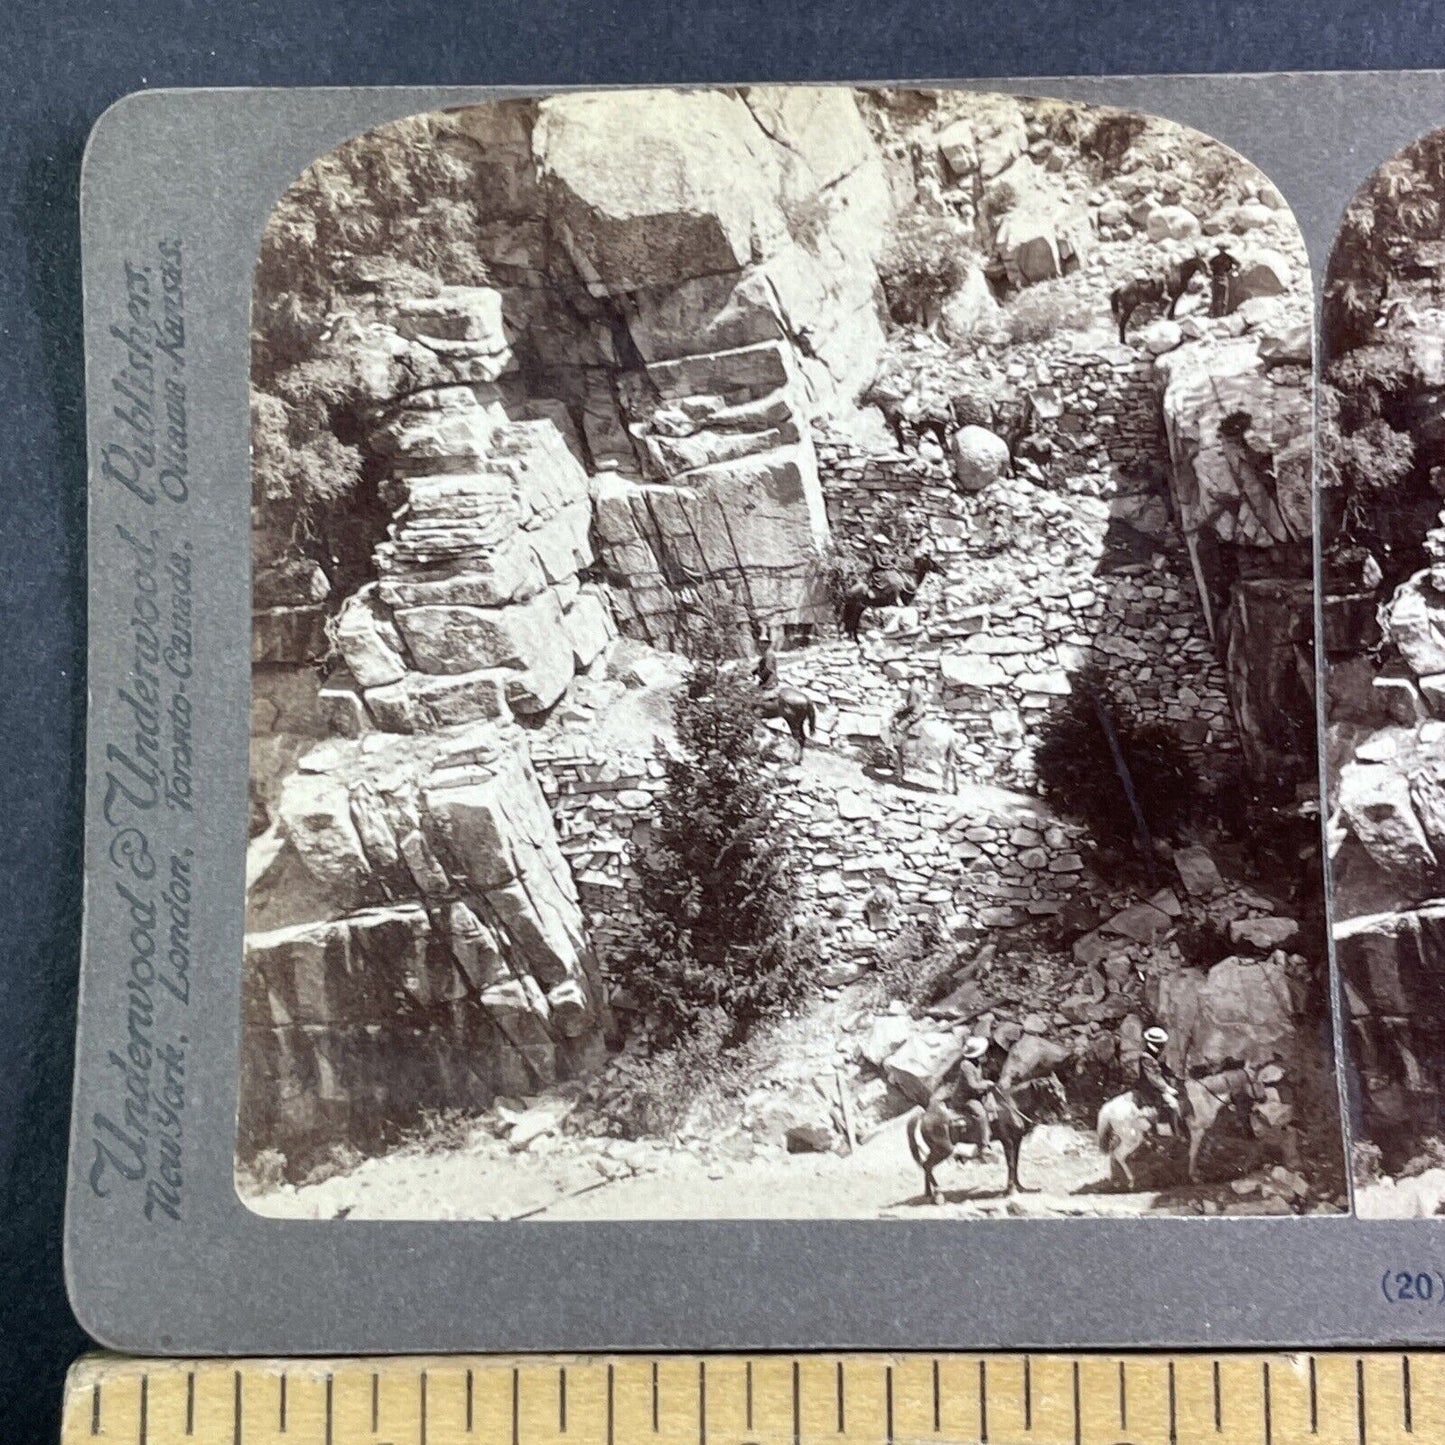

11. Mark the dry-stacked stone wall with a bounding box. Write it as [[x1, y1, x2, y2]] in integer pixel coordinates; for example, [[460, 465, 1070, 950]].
[[815, 430, 1241, 792]]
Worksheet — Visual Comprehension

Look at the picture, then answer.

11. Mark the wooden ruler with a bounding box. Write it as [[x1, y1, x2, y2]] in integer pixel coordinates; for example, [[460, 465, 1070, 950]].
[[59, 1353, 1440, 1445]]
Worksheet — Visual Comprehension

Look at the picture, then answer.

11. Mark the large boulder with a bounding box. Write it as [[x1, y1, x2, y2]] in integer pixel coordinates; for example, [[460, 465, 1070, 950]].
[[1381, 570, 1445, 678], [1157, 954, 1296, 1072], [1231, 250, 1292, 306], [885, 1031, 965, 1106], [534, 89, 788, 291], [936, 96, 1028, 181], [1156, 334, 1312, 548], [951, 425, 1011, 492], [1336, 760, 1438, 879], [987, 157, 1091, 285], [1145, 205, 1201, 243]]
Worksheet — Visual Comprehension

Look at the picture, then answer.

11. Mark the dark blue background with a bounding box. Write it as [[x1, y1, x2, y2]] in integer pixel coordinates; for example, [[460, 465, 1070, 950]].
[[7, 2, 1445, 1437]]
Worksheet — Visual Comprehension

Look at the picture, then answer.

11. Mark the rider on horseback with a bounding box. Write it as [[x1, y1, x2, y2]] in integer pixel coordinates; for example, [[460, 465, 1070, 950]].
[[1137, 1025, 1185, 1137], [892, 678, 927, 738], [954, 1036, 1000, 1151], [754, 630, 779, 692]]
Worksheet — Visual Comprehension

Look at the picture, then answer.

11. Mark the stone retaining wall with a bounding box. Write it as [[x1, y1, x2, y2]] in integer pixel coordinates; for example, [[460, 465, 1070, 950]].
[[815, 433, 1241, 791]]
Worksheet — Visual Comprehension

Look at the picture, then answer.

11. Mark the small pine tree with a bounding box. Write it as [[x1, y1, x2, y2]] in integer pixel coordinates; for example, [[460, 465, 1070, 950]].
[[623, 666, 817, 1046]]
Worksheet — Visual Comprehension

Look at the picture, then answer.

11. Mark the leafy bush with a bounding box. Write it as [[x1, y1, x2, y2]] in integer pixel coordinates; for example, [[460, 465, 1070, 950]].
[[1035, 668, 1200, 862], [876, 209, 972, 329], [251, 109, 512, 589], [619, 666, 819, 1047], [865, 920, 958, 1012], [1326, 137, 1445, 354], [592, 1012, 743, 1138], [1000, 280, 1094, 344]]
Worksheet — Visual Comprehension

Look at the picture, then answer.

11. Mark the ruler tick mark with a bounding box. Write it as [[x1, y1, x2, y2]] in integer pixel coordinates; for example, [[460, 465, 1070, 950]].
[[466, 1369, 474, 1434], [1262, 1361, 1272, 1445], [651, 1362, 659, 1433], [373, 1371, 380, 1434], [559, 1366, 567, 1433], [1118, 1361, 1127, 1432], [512, 1368, 520, 1445], [979, 1359, 988, 1444], [607, 1363, 615, 1445], [1309, 1356, 1318, 1434], [1404, 1354, 1414, 1433], [1168, 1362, 1177, 1445], [1024, 1355, 1032, 1431], [932, 1358, 940, 1433], [279, 1373, 287, 1433], [700, 1360, 708, 1445], [836, 1360, 845, 1433], [745, 1362, 753, 1432], [420, 1370, 428, 1445], [1072, 1361, 1081, 1445], [886, 1365, 895, 1445], [139, 1374, 148, 1445], [91, 1382, 101, 1436], [791, 1361, 799, 1445], [1213, 1361, 1222, 1433], [233, 1371, 242, 1445], [324, 1374, 333, 1445], [1357, 1358, 1367, 1445]]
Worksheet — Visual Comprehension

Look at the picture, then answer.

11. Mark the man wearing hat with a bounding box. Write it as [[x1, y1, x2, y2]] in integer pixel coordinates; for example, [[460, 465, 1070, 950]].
[[953, 1036, 1000, 1153], [754, 629, 779, 693], [1137, 1025, 1185, 1137], [1207, 241, 1239, 318]]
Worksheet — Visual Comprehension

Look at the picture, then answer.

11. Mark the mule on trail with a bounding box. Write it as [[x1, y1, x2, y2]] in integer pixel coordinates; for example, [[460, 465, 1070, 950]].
[[907, 1072, 1070, 1203], [757, 687, 817, 760], [884, 714, 965, 792], [839, 553, 941, 642], [1110, 256, 1207, 343], [1096, 1065, 1258, 1189]]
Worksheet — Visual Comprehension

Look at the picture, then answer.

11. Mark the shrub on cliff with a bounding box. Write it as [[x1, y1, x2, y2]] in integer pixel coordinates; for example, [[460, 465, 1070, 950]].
[[1035, 669, 1199, 867], [1000, 279, 1093, 343], [621, 668, 819, 1047], [252, 111, 503, 584], [877, 208, 972, 329]]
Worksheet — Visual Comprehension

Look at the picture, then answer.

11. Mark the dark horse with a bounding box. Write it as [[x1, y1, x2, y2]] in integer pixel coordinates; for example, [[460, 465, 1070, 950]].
[[1110, 256, 1206, 343], [906, 1072, 1069, 1203], [840, 553, 941, 642], [757, 687, 817, 759]]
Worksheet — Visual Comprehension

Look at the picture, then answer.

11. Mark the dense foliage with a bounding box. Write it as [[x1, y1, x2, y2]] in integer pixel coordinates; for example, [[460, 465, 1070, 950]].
[[252, 111, 506, 583], [1321, 131, 1445, 578], [619, 658, 819, 1047], [876, 207, 972, 329]]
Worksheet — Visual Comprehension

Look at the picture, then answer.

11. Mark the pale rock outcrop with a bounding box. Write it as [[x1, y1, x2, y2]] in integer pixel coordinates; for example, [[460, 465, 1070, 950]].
[[1145, 204, 1201, 243], [1381, 570, 1445, 678], [950, 424, 1011, 492], [988, 156, 1092, 286], [936, 95, 1028, 182], [1336, 760, 1438, 879], [241, 723, 604, 1163], [1156, 953, 1296, 1073], [1156, 335, 1312, 548]]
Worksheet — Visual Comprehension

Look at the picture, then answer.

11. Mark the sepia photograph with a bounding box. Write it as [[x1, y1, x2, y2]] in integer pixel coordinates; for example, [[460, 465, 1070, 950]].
[[238, 85, 1346, 1222], [1322, 125, 1445, 1219]]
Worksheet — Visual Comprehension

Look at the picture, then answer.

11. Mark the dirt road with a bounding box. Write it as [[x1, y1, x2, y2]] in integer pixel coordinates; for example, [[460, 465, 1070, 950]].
[[244, 1116, 1305, 1222]]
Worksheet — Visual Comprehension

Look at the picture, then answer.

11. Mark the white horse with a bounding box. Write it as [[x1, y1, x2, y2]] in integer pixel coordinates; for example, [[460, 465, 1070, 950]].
[[1096, 1067, 1257, 1190], [884, 715, 965, 791]]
